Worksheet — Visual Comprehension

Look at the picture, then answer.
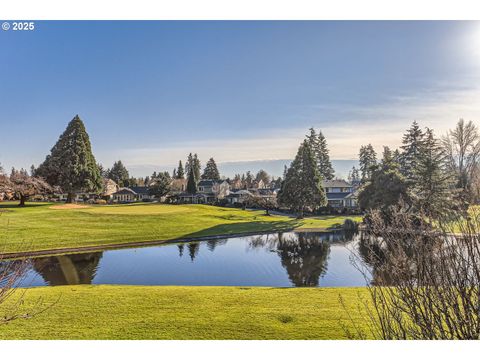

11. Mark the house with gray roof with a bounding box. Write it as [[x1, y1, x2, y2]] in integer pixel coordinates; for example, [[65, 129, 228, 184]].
[[112, 186, 155, 203], [176, 179, 230, 204], [322, 179, 358, 209]]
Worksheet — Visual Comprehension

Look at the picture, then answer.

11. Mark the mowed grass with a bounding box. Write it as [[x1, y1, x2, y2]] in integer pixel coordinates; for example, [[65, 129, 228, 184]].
[[0, 202, 362, 254], [0, 285, 371, 340]]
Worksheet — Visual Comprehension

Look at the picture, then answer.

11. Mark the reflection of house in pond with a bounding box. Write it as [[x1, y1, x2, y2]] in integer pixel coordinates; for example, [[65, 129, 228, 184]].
[[249, 232, 337, 287], [33, 252, 103, 286]]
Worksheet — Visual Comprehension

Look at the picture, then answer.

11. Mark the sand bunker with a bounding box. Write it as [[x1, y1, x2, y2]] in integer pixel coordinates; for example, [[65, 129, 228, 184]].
[[49, 204, 90, 210]]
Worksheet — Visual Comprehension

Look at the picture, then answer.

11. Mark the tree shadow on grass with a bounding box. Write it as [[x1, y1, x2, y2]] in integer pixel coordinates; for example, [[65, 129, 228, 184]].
[[326, 222, 343, 230], [179, 219, 302, 239], [0, 202, 48, 209]]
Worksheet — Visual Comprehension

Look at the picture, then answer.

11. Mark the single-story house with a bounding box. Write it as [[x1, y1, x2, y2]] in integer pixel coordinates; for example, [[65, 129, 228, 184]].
[[112, 186, 154, 203], [226, 189, 253, 205], [176, 193, 214, 204], [112, 188, 137, 203], [129, 186, 155, 201]]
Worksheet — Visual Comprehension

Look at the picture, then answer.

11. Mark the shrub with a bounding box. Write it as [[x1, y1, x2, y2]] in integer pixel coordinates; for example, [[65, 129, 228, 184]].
[[95, 199, 107, 205], [342, 218, 358, 231]]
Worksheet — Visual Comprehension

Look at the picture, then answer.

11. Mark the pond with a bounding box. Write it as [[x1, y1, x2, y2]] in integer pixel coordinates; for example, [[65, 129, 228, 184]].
[[4, 231, 373, 287]]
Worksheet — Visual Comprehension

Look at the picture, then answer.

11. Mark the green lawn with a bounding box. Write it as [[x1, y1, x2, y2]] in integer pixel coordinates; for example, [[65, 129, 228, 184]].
[[0, 202, 361, 254], [0, 285, 371, 340]]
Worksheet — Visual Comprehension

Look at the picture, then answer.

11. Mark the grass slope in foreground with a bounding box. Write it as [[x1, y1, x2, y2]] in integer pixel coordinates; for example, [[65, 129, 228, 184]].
[[0, 202, 361, 254], [0, 286, 370, 340]]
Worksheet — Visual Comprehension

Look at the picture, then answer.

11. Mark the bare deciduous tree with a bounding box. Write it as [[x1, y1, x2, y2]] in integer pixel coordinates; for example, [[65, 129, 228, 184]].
[[442, 119, 480, 202], [345, 206, 480, 340], [246, 194, 277, 215], [0, 222, 56, 324], [9, 168, 53, 206]]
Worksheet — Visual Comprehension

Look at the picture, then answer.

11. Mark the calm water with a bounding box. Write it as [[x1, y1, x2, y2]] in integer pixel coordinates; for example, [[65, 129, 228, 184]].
[[6, 231, 372, 287]]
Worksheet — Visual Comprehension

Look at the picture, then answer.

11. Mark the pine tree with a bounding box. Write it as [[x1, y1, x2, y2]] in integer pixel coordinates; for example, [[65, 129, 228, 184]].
[[306, 127, 320, 157], [277, 140, 327, 218], [176, 160, 185, 179], [348, 166, 360, 183], [186, 167, 197, 194], [185, 153, 193, 179], [192, 153, 201, 181], [358, 156, 410, 213], [306, 128, 335, 180], [201, 158, 220, 180], [359, 144, 377, 181], [36, 115, 102, 203], [400, 121, 424, 182], [149, 172, 171, 198], [413, 128, 454, 218], [382, 146, 394, 166], [245, 171, 254, 188], [317, 131, 335, 180], [107, 160, 130, 186]]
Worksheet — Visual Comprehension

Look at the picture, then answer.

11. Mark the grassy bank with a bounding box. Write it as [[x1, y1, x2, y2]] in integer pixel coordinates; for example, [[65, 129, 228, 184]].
[[0, 285, 371, 339], [0, 202, 361, 254]]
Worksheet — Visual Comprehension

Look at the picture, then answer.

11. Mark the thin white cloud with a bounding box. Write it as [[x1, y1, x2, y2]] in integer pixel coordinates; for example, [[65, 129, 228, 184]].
[[97, 85, 480, 170]]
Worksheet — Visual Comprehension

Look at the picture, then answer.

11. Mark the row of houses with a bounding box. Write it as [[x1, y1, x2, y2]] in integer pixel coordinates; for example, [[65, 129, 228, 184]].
[[159, 178, 360, 208], [21, 176, 360, 210]]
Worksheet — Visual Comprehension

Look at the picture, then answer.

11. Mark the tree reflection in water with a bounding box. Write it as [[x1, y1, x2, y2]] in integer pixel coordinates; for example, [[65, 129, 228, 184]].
[[32, 252, 103, 286], [248, 231, 351, 287], [177, 244, 184, 257], [188, 242, 199, 261]]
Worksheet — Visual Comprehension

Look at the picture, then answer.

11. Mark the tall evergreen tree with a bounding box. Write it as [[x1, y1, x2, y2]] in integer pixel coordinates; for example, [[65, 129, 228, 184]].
[[413, 128, 454, 218], [400, 121, 424, 182], [358, 158, 410, 213], [382, 146, 394, 166], [192, 153, 201, 181], [176, 160, 185, 179], [317, 131, 335, 180], [359, 144, 377, 181], [36, 115, 102, 203], [306, 128, 335, 180], [185, 153, 193, 179], [107, 160, 130, 186], [245, 171, 254, 188], [348, 166, 360, 183], [277, 140, 327, 218], [201, 158, 220, 180], [186, 167, 197, 194], [306, 127, 320, 156]]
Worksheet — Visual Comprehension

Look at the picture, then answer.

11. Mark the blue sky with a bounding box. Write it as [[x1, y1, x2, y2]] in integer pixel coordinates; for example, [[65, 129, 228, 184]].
[[1, 21, 480, 177]]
